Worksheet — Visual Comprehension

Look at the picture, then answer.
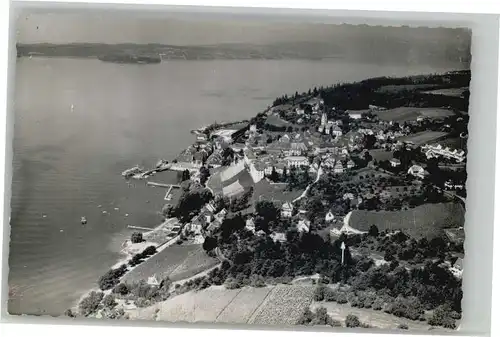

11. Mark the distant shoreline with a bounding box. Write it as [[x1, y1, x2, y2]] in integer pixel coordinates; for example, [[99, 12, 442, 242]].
[[15, 42, 471, 66]]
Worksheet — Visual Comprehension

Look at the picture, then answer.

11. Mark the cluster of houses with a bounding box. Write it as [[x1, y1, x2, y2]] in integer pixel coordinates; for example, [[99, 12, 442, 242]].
[[187, 201, 229, 236], [240, 129, 356, 183], [421, 144, 466, 163]]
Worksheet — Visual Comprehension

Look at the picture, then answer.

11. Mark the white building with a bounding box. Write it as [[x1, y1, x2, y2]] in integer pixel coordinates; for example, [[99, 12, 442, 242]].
[[421, 144, 466, 163], [287, 142, 308, 156], [369, 104, 386, 111], [322, 157, 336, 169], [407, 165, 426, 179], [147, 274, 161, 286], [325, 211, 335, 222], [390, 158, 401, 167], [284, 156, 309, 168], [330, 125, 343, 137], [271, 232, 287, 242], [343, 193, 355, 200], [358, 128, 374, 136], [245, 218, 256, 233], [333, 161, 345, 174], [348, 112, 363, 120], [281, 202, 294, 218], [297, 219, 311, 233], [249, 161, 265, 183]]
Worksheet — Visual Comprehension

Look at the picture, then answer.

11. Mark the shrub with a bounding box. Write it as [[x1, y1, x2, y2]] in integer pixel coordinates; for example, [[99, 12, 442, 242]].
[[331, 319, 342, 327], [368, 225, 379, 237], [250, 275, 266, 288], [64, 309, 76, 318], [297, 307, 314, 325], [104, 307, 125, 320], [314, 285, 326, 301], [350, 296, 361, 308], [79, 291, 104, 316], [336, 292, 348, 304], [142, 245, 157, 256], [113, 283, 129, 295], [130, 232, 143, 243], [372, 298, 384, 311], [225, 277, 241, 289], [129, 281, 160, 300], [428, 305, 457, 329], [311, 307, 331, 326], [364, 297, 374, 309], [134, 297, 151, 308], [129, 246, 157, 267], [199, 279, 211, 290], [387, 296, 424, 321], [98, 264, 128, 290], [324, 288, 338, 302], [103, 294, 117, 309], [345, 314, 361, 328]]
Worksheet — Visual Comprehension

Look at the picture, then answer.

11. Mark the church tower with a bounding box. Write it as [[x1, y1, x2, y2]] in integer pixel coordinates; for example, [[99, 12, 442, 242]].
[[321, 112, 328, 126]]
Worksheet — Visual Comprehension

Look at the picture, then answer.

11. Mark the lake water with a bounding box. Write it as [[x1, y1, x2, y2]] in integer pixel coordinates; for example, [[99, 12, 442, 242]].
[[8, 57, 463, 315]]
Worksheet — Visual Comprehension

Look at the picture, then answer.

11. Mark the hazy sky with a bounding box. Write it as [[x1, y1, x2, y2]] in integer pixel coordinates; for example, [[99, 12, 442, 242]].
[[16, 10, 471, 46]]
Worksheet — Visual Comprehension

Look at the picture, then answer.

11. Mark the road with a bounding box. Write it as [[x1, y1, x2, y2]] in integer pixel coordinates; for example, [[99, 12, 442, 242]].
[[292, 167, 323, 203]]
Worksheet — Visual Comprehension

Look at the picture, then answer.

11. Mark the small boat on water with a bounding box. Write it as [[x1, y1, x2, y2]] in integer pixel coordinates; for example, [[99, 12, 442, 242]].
[[81, 217, 87, 225]]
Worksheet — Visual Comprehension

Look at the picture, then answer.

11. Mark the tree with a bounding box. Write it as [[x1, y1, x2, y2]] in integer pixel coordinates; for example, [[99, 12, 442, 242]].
[[368, 224, 379, 237], [130, 232, 143, 244], [98, 264, 128, 290], [64, 309, 76, 318], [314, 285, 326, 301], [297, 307, 314, 325], [142, 246, 157, 256], [220, 214, 246, 240], [269, 167, 279, 182], [428, 304, 456, 328], [113, 283, 129, 295], [203, 236, 218, 251], [221, 147, 235, 166], [103, 294, 116, 309], [363, 134, 377, 150], [384, 249, 395, 262], [199, 166, 210, 185], [305, 196, 324, 222], [181, 169, 191, 182], [255, 200, 279, 223], [345, 314, 361, 328], [162, 204, 174, 218], [78, 291, 104, 316]]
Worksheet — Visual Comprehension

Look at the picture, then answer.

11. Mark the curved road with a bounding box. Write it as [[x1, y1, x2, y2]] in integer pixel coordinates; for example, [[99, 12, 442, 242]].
[[292, 167, 323, 203]]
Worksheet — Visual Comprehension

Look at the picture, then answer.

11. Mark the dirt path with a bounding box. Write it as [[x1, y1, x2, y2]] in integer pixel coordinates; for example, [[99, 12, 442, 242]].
[[170, 263, 221, 288], [340, 211, 367, 235], [293, 167, 323, 203]]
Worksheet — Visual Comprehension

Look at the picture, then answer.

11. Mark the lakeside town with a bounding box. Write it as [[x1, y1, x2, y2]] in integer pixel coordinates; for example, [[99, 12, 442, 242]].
[[71, 70, 469, 331]]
